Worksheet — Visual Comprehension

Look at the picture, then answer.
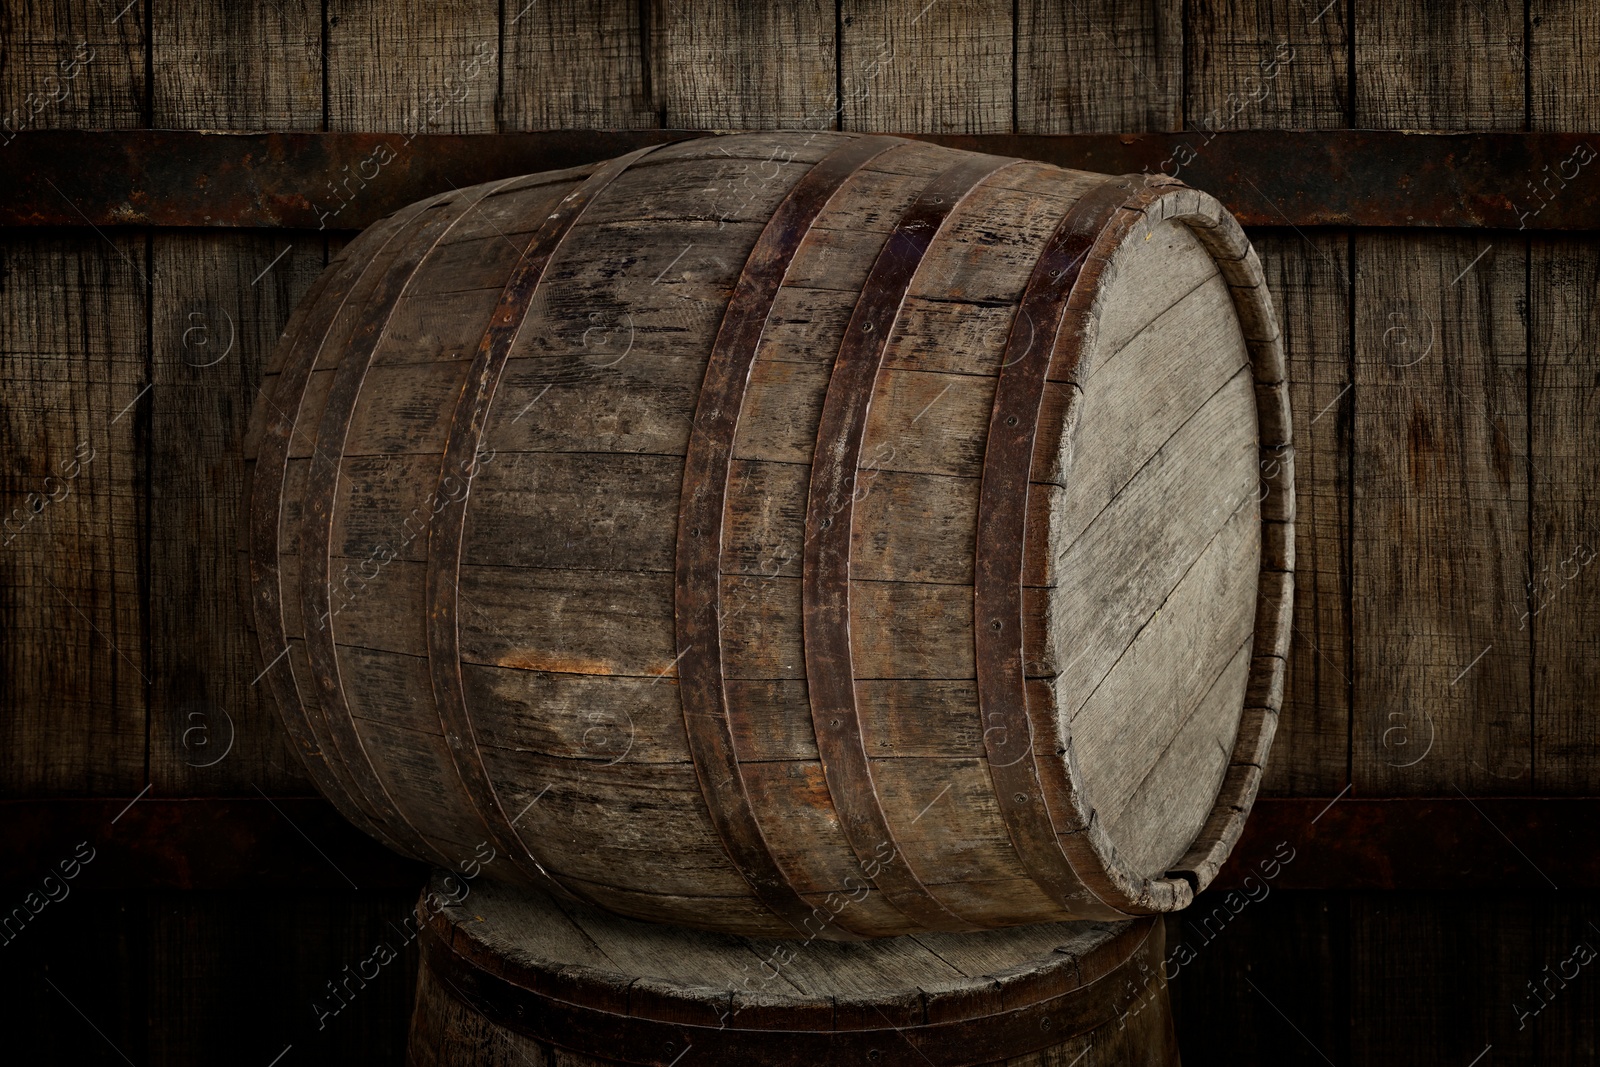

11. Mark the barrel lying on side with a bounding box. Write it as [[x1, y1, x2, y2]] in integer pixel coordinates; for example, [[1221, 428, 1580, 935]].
[[244, 131, 1292, 938]]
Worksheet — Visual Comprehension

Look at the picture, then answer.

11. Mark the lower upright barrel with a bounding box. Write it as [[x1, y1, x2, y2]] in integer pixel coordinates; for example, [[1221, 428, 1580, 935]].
[[244, 131, 1293, 938]]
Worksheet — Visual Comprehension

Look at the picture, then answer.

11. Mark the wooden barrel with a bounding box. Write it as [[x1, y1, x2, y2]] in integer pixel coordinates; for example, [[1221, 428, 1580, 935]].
[[244, 131, 1292, 938], [406, 871, 1181, 1067]]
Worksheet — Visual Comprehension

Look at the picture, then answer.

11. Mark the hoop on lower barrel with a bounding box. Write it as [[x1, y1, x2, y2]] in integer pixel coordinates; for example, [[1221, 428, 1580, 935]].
[[413, 880, 1173, 1067]]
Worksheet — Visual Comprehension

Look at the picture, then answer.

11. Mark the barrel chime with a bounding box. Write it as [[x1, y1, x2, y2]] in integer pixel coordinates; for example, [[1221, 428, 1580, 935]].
[[246, 131, 1292, 1065]]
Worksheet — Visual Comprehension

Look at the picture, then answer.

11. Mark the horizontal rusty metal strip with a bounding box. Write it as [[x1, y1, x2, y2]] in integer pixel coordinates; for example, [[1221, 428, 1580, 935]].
[[2, 130, 1596, 231], [3, 796, 1596, 892]]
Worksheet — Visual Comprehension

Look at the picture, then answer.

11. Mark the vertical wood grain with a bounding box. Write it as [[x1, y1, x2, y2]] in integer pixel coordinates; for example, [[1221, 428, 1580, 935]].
[[1015, 0, 1182, 133], [1181, 2, 1354, 795], [1354, 0, 1525, 130], [651, 1, 836, 129], [1352, 235, 1529, 794], [1255, 232, 1352, 796], [151, 0, 322, 130], [838, 0, 1012, 133], [1352, 6, 1530, 796], [1530, 1, 1600, 130], [147, 234, 324, 795], [1527, 4, 1600, 795], [326, 0, 499, 133], [0, 235, 149, 795], [1528, 241, 1600, 794], [0, 0, 146, 133], [501, 0, 656, 129], [1186, 0, 1349, 131]]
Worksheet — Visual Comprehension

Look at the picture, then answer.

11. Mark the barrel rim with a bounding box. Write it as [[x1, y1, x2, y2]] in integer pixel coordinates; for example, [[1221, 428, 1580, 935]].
[[1033, 178, 1293, 915], [414, 872, 1165, 1066], [975, 173, 1158, 924]]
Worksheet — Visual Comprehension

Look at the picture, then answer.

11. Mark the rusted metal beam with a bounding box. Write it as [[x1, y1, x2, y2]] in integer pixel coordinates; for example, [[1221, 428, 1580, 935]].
[[1, 130, 1594, 231]]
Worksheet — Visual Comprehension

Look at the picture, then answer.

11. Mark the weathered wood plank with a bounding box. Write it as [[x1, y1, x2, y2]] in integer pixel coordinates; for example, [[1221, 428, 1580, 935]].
[[868, 756, 1060, 917], [651, 1, 836, 129], [1351, 234, 1529, 793], [473, 748, 751, 898], [343, 680, 497, 864], [838, 0, 1013, 134], [1122, 639, 1255, 864], [463, 660, 689, 765], [151, 0, 322, 129], [1530, 1, 1600, 131], [0, 0, 145, 134], [1050, 271, 1244, 548], [1529, 239, 1600, 793], [457, 565, 679, 678], [1186, 0, 1348, 133], [1528, 3, 1600, 795], [148, 233, 323, 794], [859, 368, 994, 478], [736, 759, 930, 932], [0, 235, 148, 795], [1051, 371, 1258, 725], [1354, 0, 1524, 129], [326, 0, 499, 133], [1069, 430, 1259, 879], [464, 452, 679, 572], [1254, 232, 1351, 797], [1082, 217, 1224, 364], [1016, 0, 1182, 133], [501, 0, 655, 129]]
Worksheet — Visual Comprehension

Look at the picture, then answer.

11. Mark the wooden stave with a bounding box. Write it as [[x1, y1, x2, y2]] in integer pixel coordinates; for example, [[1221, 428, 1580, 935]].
[[675, 133, 910, 940], [247, 195, 452, 865], [424, 144, 673, 902], [248, 132, 1290, 936], [799, 151, 1027, 934]]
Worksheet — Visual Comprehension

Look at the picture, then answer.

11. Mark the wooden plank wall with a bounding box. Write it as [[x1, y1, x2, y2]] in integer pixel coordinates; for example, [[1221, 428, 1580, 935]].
[[2, 2, 1598, 1064]]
